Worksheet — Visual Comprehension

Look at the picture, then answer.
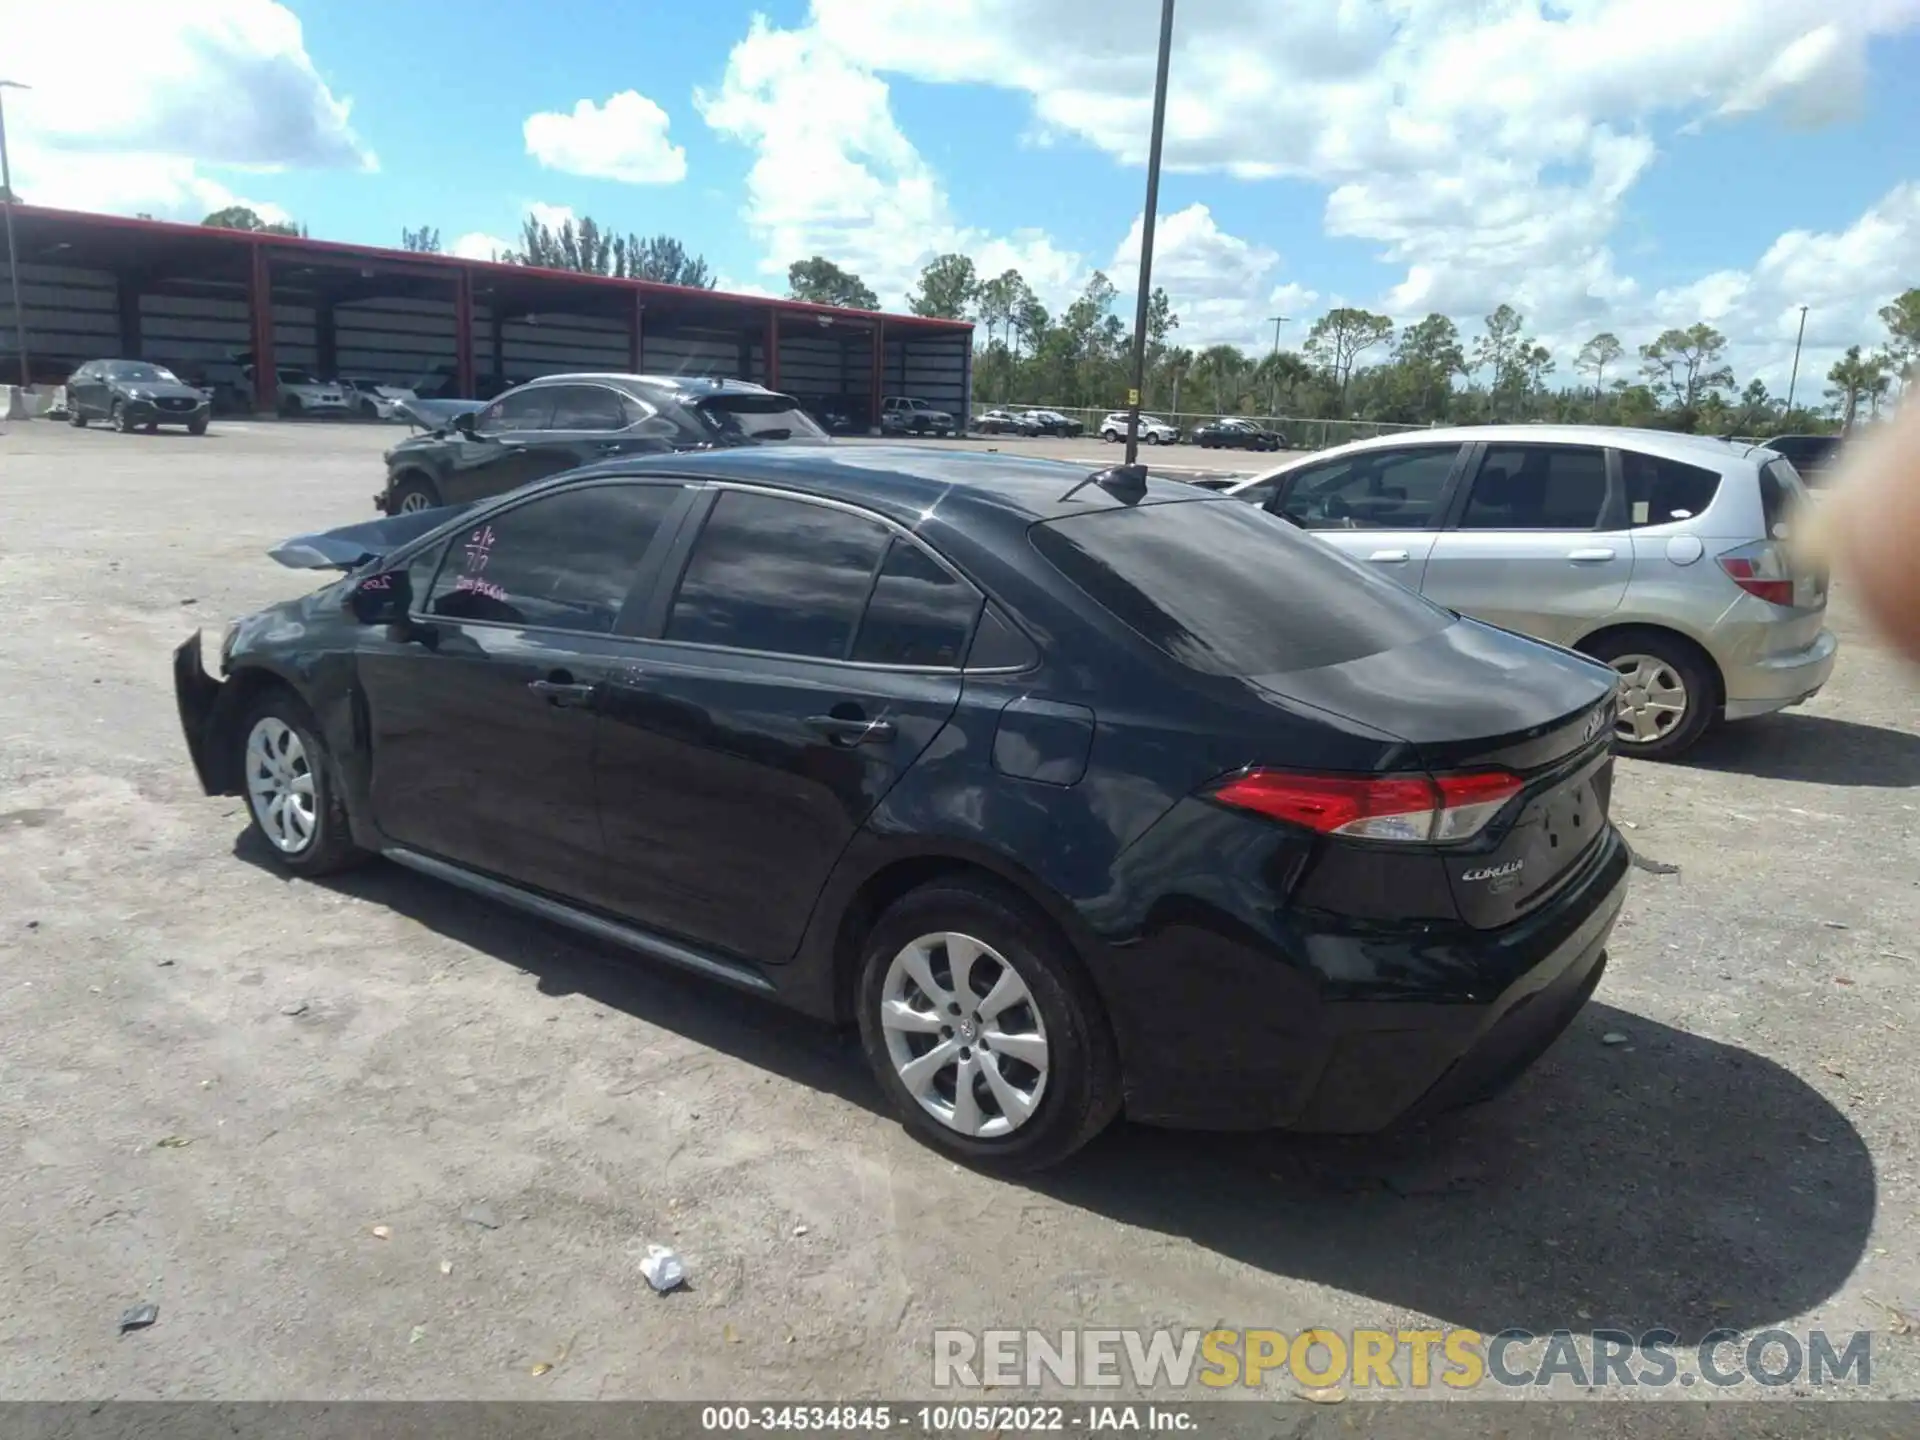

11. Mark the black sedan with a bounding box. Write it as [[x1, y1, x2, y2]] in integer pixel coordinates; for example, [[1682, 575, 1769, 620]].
[[975, 408, 1041, 436], [66, 359, 211, 434], [1194, 416, 1286, 451], [377, 373, 829, 514], [1021, 409, 1084, 437], [175, 446, 1626, 1170]]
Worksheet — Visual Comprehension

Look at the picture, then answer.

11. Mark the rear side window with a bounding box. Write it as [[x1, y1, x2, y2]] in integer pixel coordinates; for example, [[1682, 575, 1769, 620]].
[[852, 539, 982, 667], [425, 484, 681, 632], [666, 491, 890, 658], [1622, 452, 1723, 527], [1458, 445, 1608, 530], [1031, 499, 1452, 677]]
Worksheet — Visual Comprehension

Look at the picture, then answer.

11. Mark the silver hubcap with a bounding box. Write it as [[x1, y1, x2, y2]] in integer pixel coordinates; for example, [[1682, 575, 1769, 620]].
[[1610, 654, 1689, 745], [396, 490, 433, 514], [245, 717, 318, 853], [880, 932, 1049, 1139]]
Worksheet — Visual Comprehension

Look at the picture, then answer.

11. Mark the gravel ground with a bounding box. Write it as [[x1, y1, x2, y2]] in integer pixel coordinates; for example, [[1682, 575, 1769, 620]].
[[1, 418, 1916, 1405]]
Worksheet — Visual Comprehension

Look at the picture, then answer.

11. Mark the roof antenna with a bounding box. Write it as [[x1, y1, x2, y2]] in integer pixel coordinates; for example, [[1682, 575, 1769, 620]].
[[1060, 463, 1150, 505]]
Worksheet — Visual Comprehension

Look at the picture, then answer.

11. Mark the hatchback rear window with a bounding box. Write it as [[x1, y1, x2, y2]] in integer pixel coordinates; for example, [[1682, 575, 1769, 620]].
[[694, 394, 827, 441], [1622, 451, 1723, 527], [1031, 499, 1452, 676], [1759, 459, 1805, 540]]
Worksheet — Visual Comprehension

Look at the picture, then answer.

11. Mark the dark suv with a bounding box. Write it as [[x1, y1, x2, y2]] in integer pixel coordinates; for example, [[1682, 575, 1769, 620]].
[[377, 373, 827, 514], [176, 448, 1626, 1170]]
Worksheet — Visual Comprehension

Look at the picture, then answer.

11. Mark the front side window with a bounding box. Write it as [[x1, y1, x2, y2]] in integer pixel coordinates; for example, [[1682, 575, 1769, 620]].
[[424, 484, 682, 632], [665, 491, 891, 659], [1457, 445, 1609, 530], [476, 387, 556, 434], [1622, 451, 1722, 527], [1278, 445, 1461, 530], [1034, 498, 1451, 677]]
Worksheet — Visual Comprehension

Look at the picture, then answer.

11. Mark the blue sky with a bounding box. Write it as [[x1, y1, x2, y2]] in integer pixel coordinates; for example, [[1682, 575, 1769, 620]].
[[8, 0, 1920, 388]]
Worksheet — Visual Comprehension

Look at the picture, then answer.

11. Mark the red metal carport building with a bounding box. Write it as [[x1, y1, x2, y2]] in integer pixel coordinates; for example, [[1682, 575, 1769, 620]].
[[0, 206, 974, 430]]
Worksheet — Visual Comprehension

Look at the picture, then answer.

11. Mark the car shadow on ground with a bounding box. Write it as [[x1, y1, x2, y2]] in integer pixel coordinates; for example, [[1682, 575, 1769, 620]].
[[1684, 711, 1920, 787], [242, 835, 1875, 1344]]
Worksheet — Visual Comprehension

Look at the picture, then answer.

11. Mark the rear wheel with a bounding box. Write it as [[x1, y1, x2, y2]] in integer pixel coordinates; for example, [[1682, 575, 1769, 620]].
[[389, 473, 442, 513], [237, 693, 366, 875], [1582, 630, 1717, 760], [856, 879, 1120, 1172]]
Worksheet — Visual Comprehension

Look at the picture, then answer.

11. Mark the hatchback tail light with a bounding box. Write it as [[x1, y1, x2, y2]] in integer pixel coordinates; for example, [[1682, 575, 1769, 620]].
[[1717, 541, 1795, 606], [1207, 768, 1524, 844]]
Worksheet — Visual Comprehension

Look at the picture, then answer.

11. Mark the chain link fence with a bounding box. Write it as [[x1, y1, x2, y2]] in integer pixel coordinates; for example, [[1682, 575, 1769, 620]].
[[993, 404, 1435, 450]]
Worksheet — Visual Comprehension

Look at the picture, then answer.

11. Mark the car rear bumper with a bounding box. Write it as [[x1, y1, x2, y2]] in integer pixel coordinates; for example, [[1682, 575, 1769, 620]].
[[1722, 625, 1837, 720], [1104, 825, 1630, 1131], [173, 631, 226, 795]]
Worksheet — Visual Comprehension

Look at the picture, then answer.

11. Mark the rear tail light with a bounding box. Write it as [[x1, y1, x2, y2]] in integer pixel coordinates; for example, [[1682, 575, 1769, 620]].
[[1208, 768, 1524, 844], [1718, 541, 1795, 606]]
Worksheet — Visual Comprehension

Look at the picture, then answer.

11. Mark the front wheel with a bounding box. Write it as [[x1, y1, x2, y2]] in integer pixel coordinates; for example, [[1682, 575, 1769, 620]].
[[70, 408, 87, 427], [388, 474, 442, 514], [110, 402, 132, 433], [856, 879, 1121, 1172], [188, 416, 209, 436], [1143, 431, 1161, 445], [237, 693, 367, 875], [1582, 631, 1718, 761]]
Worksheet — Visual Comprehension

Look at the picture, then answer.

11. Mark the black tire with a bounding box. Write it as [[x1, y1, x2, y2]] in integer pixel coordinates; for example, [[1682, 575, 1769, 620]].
[[145, 421, 159, 434], [235, 689, 367, 876], [1580, 628, 1719, 761], [855, 878, 1122, 1172], [69, 408, 86, 427], [387, 472, 442, 513], [1144, 431, 1161, 445], [110, 401, 131, 433], [188, 417, 209, 436]]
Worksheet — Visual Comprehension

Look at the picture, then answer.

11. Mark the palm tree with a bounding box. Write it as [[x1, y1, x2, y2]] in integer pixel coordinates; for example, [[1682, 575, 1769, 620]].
[[1196, 344, 1249, 415], [1158, 347, 1193, 413], [1826, 346, 1885, 433]]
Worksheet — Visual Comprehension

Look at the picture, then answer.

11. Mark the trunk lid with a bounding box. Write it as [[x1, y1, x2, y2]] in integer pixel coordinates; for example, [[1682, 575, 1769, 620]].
[[1254, 618, 1620, 928]]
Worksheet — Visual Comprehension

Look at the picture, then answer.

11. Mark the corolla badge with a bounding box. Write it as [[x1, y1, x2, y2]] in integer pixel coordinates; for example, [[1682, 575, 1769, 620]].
[[1462, 859, 1525, 884]]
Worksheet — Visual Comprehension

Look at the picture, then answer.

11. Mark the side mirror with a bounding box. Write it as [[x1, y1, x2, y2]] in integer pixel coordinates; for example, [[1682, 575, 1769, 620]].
[[347, 569, 412, 625], [452, 410, 477, 436]]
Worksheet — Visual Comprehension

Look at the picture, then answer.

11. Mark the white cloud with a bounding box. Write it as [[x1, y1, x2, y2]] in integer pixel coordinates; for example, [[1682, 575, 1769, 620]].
[[1109, 203, 1310, 348], [452, 232, 515, 262], [1, 0, 371, 220], [795, 0, 1920, 373], [523, 91, 688, 184], [526, 201, 578, 234]]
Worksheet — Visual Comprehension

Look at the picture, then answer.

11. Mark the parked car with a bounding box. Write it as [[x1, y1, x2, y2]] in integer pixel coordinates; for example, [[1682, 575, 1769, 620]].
[[65, 359, 210, 434], [239, 366, 351, 418], [808, 401, 864, 435], [1099, 411, 1180, 444], [1021, 409, 1084, 437], [174, 446, 1626, 1170], [881, 396, 957, 436], [376, 373, 828, 514], [1194, 417, 1287, 451], [339, 377, 419, 421], [1227, 425, 1836, 759], [975, 408, 1040, 436], [1758, 433, 1844, 484]]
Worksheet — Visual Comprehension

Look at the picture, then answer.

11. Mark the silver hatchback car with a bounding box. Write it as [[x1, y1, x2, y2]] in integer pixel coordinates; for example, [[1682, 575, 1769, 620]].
[[1228, 425, 1837, 759]]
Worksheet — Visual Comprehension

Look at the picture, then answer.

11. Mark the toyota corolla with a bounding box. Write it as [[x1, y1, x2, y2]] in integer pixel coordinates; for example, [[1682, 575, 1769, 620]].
[[174, 447, 1627, 1170]]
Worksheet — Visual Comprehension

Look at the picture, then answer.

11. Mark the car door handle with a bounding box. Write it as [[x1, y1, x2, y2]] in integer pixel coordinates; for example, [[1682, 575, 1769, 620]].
[[806, 715, 896, 745], [593, 440, 624, 454], [1367, 549, 1410, 563], [527, 678, 600, 707], [1567, 547, 1617, 562]]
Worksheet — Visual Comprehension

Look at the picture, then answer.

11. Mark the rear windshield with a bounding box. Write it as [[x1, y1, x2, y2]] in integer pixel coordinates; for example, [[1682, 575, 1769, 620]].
[[1759, 459, 1806, 539], [695, 394, 827, 442], [1030, 498, 1453, 676]]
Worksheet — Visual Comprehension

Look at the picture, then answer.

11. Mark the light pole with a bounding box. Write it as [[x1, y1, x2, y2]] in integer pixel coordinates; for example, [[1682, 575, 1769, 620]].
[[1264, 314, 1289, 417], [0, 80, 28, 391], [1784, 304, 1809, 417], [1122, 0, 1175, 468]]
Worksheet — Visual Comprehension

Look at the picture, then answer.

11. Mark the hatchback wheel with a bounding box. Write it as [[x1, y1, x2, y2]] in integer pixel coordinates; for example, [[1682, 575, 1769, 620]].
[[1584, 631, 1716, 760], [857, 879, 1120, 1171], [238, 694, 366, 875]]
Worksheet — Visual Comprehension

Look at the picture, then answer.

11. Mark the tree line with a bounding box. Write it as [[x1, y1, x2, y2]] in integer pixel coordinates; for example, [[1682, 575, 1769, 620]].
[[195, 204, 1917, 431]]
